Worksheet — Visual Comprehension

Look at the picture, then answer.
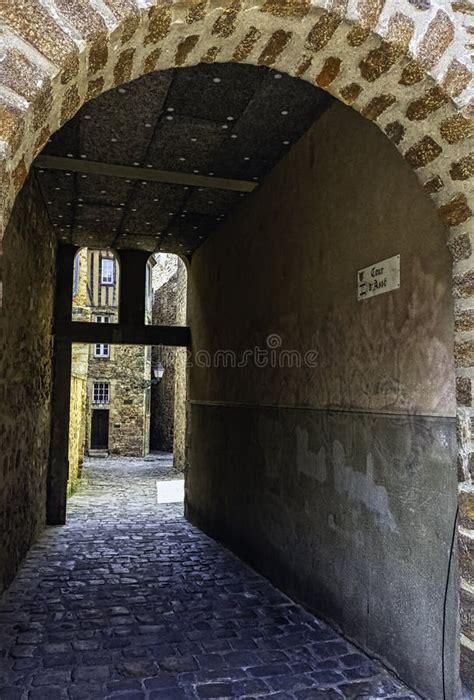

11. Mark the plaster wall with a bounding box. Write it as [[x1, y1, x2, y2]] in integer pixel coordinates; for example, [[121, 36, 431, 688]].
[[186, 101, 458, 698]]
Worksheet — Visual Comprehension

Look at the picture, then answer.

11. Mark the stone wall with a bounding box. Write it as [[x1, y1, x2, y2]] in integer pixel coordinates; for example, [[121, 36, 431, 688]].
[[87, 344, 150, 457], [174, 261, 188, 472], [68, 343, 88, 495], [151, 254, 187, 468], [187, 100, 459, 699], [0, 174, 56, 594], [151, 254, 180, 452]]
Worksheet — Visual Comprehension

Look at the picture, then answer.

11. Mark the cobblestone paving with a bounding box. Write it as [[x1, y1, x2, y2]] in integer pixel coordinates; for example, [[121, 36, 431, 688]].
[[0, 455, 419, 699]]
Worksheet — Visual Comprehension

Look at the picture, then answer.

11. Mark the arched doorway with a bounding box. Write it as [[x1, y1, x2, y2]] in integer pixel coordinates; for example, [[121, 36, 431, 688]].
[[0, 1, 472, 695]]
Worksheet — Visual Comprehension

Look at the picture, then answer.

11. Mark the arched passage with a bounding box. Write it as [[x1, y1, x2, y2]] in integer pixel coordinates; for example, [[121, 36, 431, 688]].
[[0, 1, 472, 695]]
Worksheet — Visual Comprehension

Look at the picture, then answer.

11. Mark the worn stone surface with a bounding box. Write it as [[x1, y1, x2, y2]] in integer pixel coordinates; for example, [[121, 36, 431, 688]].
[[150, 254, 187, 470], [417, 10, 455, 70], [339, 82, 362, 105], [151, 255, 179, 452], [361, 93, 396, 121], [439, 193, 472, 227], [86, 343, 151, 457], [68, 370, 88, 496], [69, 249, 90, 495], [404, 135, 443, 168], [0, 455, 419, 699], [440, 114, 473, 145], [173, 266, 188, 474], [0, 175, 56, 595]]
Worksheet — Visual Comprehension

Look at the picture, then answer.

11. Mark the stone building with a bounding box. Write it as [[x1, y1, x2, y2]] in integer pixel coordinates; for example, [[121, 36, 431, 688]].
[[68, 343, 88, 494], [150, 253, 187, 470], [72, 248, 153, 457], [68, 248, 90, 493]]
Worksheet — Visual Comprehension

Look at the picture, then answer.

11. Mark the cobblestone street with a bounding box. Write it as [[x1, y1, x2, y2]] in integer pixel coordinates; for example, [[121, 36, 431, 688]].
[[0, 456, 419, 699]]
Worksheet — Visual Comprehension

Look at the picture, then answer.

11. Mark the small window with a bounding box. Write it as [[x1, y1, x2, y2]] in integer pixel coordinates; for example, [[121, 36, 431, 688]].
[[94, 315, 110, 358], [93, 382, 110, 404], [100, 258, 115, 285], [94, 344, 110, 358]]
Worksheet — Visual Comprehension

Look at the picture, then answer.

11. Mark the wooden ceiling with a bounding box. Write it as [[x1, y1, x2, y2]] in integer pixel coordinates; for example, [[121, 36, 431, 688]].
[[35, 63, 331, 257]]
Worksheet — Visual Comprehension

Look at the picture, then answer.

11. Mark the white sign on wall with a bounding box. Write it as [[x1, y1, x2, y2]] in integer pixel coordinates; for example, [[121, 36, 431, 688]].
[[357, 255, 400, 301]]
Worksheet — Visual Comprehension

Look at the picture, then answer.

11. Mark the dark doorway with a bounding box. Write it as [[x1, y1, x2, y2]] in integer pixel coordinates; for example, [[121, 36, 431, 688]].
[[91, 410, 109, 450]]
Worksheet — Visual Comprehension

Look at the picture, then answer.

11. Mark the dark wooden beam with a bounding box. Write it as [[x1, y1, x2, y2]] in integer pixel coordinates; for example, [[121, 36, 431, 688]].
[[54, 321, 191, 347], [118, 249, 149, 327], [47, 244, 77, 526], [34, 155, 257, 193]]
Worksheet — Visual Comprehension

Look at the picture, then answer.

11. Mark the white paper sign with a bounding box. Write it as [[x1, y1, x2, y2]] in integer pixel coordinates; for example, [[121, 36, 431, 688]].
[[156, 479, 184, 504], [357, 255, 400, 301]]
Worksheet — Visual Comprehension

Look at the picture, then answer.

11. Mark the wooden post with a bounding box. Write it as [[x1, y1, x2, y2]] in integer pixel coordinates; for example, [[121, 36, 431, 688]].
[[118, 249, 150, 327], [46, 244, 77, 525]]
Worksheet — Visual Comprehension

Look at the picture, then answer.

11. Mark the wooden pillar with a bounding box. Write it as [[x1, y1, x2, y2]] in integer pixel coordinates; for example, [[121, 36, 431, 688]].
[[47, 244, 77, 525], [118, 249, 150, 327]]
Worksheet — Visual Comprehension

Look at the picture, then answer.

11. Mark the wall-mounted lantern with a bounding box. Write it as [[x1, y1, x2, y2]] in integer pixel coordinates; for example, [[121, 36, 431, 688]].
[[153, 362, 165, 383]]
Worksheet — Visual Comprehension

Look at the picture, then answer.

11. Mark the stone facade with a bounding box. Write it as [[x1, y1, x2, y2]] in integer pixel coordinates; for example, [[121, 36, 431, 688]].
[[0, 174, 56, 595], [72, 248, 152, 457], [86, 344, 152, 457], [151, 254, 181, 452], [150, 253, 187, 470], [68, 347, 88, 495], [0, 0, 472, 690], [68, 249, 90, 493], [174, 262, 188, 473]]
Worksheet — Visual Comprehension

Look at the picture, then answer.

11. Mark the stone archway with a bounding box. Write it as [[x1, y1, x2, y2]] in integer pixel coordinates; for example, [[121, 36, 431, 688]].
[[0, 0, 472, 688]]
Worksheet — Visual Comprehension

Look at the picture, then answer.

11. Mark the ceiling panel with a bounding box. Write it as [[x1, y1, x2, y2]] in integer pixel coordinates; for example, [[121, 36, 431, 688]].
[[78, 71, 173, 167], [76, 174, 134, 207], [121, 182, 187, 236], [164, 63, 266, 123], [146, 116, 226, 174], [114, 233, 162, 251], [35, 63, 332, 257], [43, 118, 79, 158], [185, 187, 244, 216], [36, 169, 75, 241], [74, 203, 124, 245]]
